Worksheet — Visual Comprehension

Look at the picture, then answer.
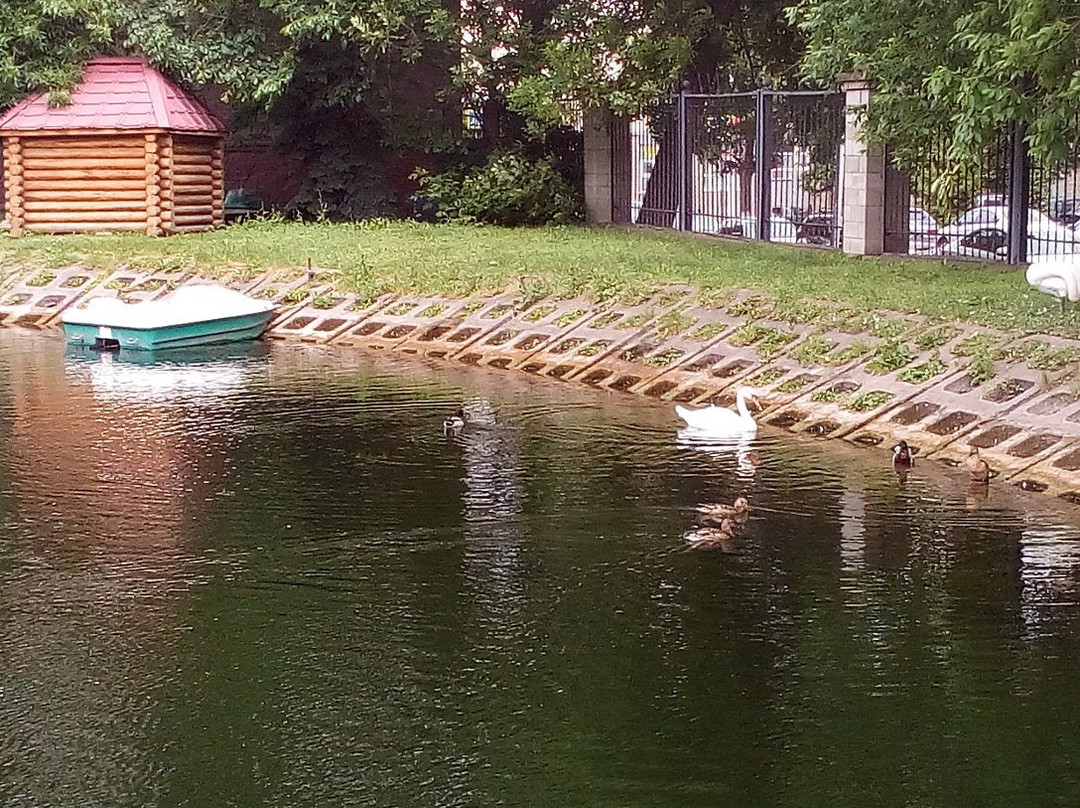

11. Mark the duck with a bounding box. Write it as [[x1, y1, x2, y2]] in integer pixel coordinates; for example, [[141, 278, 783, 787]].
[[964, 446, 993, 483], [683, 520, 738, 551], [675, 387, 760, 437], [696, 496, 750, 524], [891, 440, 916, 467], [442, 407, 467, 435]]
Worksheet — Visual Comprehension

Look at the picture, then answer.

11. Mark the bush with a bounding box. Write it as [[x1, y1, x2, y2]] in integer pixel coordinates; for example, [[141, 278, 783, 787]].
[[413, 150, 583, 226], [287, 145, 399, 222]]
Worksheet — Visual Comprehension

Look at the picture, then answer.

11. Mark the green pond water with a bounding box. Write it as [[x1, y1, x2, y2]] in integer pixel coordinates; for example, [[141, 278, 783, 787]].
[[2, 331, 1080, 808]]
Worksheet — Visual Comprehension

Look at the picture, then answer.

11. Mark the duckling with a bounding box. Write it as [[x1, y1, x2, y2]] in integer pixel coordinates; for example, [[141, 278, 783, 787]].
[[696, 496, 750, 524], [891, 439, 916, 467], [443, 407, 467, 435], [684, 520, 738, 551], [964, 446, 993, 483]]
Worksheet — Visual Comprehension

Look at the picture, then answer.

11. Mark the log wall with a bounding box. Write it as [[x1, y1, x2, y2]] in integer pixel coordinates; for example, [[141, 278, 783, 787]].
[[166, 135, 222, 233], [13, 135, 147, 233], [2, 131, 225, 236]]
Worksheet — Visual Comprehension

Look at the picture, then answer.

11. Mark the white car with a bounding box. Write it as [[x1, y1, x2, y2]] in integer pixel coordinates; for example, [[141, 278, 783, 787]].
[[908, 207, 941, 255], [938, 205, 1080, 260]]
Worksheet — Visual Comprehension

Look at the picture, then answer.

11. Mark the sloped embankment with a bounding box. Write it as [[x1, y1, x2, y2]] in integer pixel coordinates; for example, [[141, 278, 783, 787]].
[[5, 265, 1080, 501]]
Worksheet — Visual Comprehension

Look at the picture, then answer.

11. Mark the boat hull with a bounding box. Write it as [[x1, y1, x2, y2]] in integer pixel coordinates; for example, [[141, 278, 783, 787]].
[[63, 310, 274, 351]]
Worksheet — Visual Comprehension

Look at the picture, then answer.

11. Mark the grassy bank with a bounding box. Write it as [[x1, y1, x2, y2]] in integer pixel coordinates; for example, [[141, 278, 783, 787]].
[[3, 219, 1078, 338]]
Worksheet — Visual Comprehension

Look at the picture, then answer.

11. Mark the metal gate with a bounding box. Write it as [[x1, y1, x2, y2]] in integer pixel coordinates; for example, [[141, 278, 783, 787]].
[[619, 88, 845, 248]]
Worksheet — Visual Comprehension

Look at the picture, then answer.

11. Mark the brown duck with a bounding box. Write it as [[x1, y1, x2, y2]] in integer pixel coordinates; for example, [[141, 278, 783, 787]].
[[684, 520, 738, 551], [964, 446, 993, 483], [696, 496, 750, 524], [891, 440, 915, 467]]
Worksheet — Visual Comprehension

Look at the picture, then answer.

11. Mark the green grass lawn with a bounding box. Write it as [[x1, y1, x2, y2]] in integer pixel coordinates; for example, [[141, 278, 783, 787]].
[[3, 219, 1078, 338]]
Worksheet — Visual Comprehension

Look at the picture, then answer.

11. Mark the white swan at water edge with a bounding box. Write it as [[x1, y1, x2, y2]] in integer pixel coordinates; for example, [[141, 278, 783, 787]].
[[1026, 257, 1080, 311], [675, 387, 761, 436]]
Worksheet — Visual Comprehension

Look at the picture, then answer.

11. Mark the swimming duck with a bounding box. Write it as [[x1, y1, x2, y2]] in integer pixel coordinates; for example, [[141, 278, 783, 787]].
[[675, 387, 760, 437], [684, 520, 738, 551], [892, 440, 916, 467], [443, 407, 467, 435], [964, 446, 993, 483], [696, 496, 750, 524]]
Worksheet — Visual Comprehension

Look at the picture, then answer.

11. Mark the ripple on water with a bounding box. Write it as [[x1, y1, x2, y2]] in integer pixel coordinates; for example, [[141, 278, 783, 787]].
[[2, 333, 1080, 807]]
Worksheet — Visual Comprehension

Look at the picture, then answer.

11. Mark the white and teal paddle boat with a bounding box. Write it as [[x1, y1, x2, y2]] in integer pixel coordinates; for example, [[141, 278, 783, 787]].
[[62, 283, 276, 351]]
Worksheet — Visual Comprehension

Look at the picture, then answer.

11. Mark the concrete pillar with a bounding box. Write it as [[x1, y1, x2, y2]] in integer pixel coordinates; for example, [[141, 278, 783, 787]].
[[841, 79, 885, 255], [583, 107, 613, 224]]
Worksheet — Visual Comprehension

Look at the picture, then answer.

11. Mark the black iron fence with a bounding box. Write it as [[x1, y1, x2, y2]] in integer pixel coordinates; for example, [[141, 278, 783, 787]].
[[885, 124, 1080, 264], [618, 88, 845, 248]]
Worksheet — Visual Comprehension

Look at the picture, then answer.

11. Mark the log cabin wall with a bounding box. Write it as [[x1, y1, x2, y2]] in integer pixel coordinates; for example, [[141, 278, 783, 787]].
[[0, 57, 228, 236], [13, 134, 148, 234], [166, 134, 223, 233], [1, 132, 227, 236]]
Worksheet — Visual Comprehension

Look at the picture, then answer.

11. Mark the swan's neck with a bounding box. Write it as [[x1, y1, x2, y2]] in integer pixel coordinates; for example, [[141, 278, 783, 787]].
[[735, 390, 753, 420]]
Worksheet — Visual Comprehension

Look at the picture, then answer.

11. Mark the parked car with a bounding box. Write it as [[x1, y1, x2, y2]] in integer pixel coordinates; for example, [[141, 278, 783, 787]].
[[908, 207, 941, 255], [1049, 197, 1080, 227], [709, 215, 799, 243], [796, 213, 839, 247], [938, 205, 1080, 259]]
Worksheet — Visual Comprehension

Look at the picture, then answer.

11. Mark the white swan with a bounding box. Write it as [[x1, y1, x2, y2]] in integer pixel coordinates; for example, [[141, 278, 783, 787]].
[[1026, 257, 1080, 310], [675, 387, 760, 436]]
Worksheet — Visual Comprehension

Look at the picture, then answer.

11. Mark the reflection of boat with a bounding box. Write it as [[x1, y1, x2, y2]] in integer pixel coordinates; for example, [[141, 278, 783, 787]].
[[61, 284, 275, 351], [66, 339, 271, 366], [65, 342, 269, 405]]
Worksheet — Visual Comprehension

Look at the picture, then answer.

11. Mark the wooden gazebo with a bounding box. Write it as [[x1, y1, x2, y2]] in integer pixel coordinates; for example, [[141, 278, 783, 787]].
[[0, 56, 226, 236]]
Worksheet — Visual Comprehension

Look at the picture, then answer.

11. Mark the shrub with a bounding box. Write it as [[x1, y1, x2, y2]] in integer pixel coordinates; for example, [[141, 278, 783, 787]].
[[287, 145, 399, 222], [413, 150, 583, 226]]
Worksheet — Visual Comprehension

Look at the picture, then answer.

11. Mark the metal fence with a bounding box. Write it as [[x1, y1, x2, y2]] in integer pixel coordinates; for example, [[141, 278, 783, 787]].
[[619, 88, 845, 248], [885, 123, 1080, 264]]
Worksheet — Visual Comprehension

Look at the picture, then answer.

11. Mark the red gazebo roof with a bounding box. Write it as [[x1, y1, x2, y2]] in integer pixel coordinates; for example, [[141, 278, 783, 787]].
[[0, 56, 225, 134]]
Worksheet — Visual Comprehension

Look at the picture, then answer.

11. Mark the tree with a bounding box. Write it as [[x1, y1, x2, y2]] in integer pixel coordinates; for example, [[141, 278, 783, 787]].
[[508, 0, 802, 123], [0, 1, 462, 217], [503, 0, 804, 226], [790, 0, 1080, 164], [0, 0, 458, 111]]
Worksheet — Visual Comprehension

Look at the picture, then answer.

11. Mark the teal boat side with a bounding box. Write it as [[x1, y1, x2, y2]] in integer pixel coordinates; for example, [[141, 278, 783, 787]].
[[63, 310, 274, 351]]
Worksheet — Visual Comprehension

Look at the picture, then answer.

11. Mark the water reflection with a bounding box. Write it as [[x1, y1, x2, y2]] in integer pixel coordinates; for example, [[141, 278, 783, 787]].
[[1, 337, 261, 806], [455, 397, 527, 628], [1019, 526, 1080, 636], [676, 425, 760, 478], [64, 341, 270, 406], [1, 332, 1080, 807]]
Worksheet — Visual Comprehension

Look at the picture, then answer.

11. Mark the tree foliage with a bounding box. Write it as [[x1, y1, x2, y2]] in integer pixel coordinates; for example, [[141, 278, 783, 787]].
[[790, 0, 1080, 163], [0, 0, 809, 222], [0, 0, 456, 120], [508, 0, 804, 125], [413, 149, 583, 225]]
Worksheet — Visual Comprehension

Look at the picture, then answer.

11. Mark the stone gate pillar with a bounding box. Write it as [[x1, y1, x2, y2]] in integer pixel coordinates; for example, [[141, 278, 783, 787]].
[[583, 106, 613, 224], [840, 79, 885, 255]]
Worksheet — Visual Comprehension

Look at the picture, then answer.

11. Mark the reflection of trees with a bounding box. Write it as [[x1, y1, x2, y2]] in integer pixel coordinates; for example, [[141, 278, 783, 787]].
[[6, 337, 1080, 805]]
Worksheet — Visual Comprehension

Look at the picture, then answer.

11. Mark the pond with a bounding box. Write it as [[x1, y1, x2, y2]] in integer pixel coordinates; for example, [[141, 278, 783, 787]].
[[2, 331, 1080, 808]]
